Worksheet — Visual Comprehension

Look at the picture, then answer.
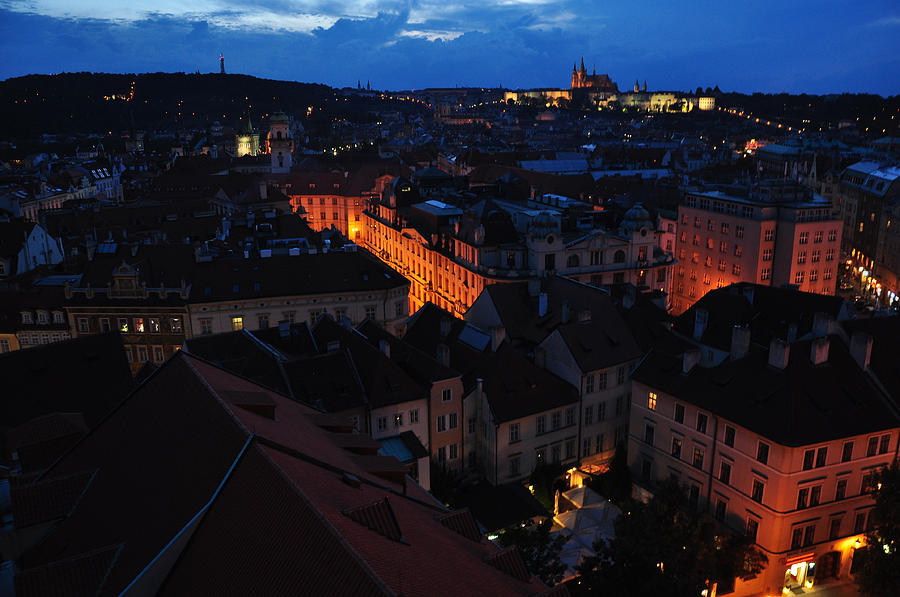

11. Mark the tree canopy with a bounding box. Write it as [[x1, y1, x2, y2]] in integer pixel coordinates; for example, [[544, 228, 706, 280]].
[[573, 479, 766, 597], [498, 518, 567, 586], [855, 460, 900, 597]]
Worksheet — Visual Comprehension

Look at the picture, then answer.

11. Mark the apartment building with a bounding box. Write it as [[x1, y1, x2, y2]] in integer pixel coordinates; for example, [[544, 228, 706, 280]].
[[838, 161, 900, 307], [673, 182, 841, 314], [629, 328, 900, 596], [188, 250, 410, 337]]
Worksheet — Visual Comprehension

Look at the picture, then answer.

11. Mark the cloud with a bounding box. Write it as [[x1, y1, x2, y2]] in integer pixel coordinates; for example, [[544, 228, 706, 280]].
[[869, 16, 900, 26]]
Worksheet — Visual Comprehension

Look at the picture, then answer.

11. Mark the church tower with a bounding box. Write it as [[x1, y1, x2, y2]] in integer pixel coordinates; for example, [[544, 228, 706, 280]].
[[268, 111, 293, 173]]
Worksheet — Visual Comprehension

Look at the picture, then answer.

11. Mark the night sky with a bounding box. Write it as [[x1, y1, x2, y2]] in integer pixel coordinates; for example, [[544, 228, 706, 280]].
[[1, 0, 898, 94]]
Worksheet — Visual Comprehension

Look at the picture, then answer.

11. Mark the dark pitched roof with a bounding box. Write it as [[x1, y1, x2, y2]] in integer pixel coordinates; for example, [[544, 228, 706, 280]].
[[11, 469, 96, 529], [842, 316, 900, 407], [553, 316, 644, 372], [481, 344, 579, 423], [632, 335, 900, 446], [191, 250, 408, 303], [454, 481, 550, 532], [282, 350, 367, 412], [15, 544, 122, 597], [0, 333, 133, 464], [357, 318, 459, 385], [184, 329, 292, 396]]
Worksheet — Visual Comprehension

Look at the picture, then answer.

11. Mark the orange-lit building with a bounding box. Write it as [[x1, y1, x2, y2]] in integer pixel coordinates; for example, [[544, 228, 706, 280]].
[[630, 323, 899, 596], [673, 182, 841, 314]]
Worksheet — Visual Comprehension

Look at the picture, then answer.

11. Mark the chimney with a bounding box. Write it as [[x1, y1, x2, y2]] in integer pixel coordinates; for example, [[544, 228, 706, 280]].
[[379, 339, 391, 359], [742, 285, 755, 305], [787, 322, 798, 343], [850, 331, 873, 371], [439, 317, 451, 338], [768, 338, 790, 370], [623, 284, 637, 309], [527, 278, 541, 297], [259, 181, 268, 200], [682, 349, 701, 374], [812, 312, 832, 337], [538, 292, 548, 317], [490, 326, 506, 351], [436, 343, 450, 367], [810, 337, 830, 365], [561, 300, 570, 324], [730, 325, 750, 360], [693, 308, 709, 341], [534, 345, 546, 368]]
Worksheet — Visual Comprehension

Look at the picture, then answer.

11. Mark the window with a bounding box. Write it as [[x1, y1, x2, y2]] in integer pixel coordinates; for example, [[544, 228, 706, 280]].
[[137, 346, 148, 362], [644, 424, 655, 446], [829, 518, 842, 541], [376, 416, 387, 432], [437, 446, 447, 463], [810, 485, 821, 507], [509, 423, 520, 443], [718, 259, 727, 271], [132, 318, 144, 333], [410, 408, 419, 423], [732, 263, 742, 276], [797, 251, 807, 264], [735, 225, 744, 238], [692, 447, 704, 469], [395, 300, 406, 317], [509, 456, 521, 476], [309, 310, 322, 325], [828, 229, 837, 242], [854, 512, 867, 534], [583, 437, 592, 456], [153, 346, 164, 362], [448, 443, 458, 460], [566, 439, 575, 460], [803, 524, 815, 547], [231, 316, 243, 331], [597, 401, 606, 421], [824, 268, 833, 280], [641, 459, 652, 479], [566, 407, 575, 426], [761, 267, 771, 281], [552, 444, 561, 463], [706, 238, 714, 250], [724, 425, 735, 447], [442, 388, 452, 402], [648, 392, 657, 410], [791, 528, 803, 550], [448, 413, 458, 429], [283, 311, 295, 324], [171, 318, 182, 333], [707, 219, 716, 231], [100, 318, 111, 332], [867, 436, 879, 457], [617, 367, 626, 385], [598, 372, 608, 389], [78, 318, 89, 333], [694, 217, 701, 228], [803, 449, 815, 470], [721, 223, 730, 234], [584, 405, 593, 426], [394, 412, 403, 427], [124, 346, 132, 362], [811, 250, 820, 263], [696, 413, 708, 434], [615, 396, 623, 416], [816, 446, 828, 467], [756, 442, 769, 465], [536, 415, 546, 435], [842, 441, 854, 462], [764, 229, 774, 242], [862, 471, 878, 494], [799, 231, 809, 245], [672, 437, 682, 458], [365, 305, 377, 320], [797, 487, 810, 509], [674, 403, 685, 424], [719, 461, 731, 485], [879, 434, 891, 454], [118, 318, 129, 332], [715, 499, 727, 521], [794, 271, 805, 284], [688, 484, 700, 510], [585, 375, 594, 393], [810, 269, 818, 282], [747, 518, 759, 541], [734, 245, 743, 257], [751, 479, 765, 503], [826, 248, 835, 261], [720, 240, 728, 253], [551, 411, 561, 430], [437, 415, 447, 433], [835, 479, 847, 500], [813, 230, 823, 243]]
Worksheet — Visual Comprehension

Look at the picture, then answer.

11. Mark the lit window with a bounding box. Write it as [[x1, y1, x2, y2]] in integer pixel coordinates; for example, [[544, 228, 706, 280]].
[[648, 392, 657, 410], [232, 316, 243, 331]]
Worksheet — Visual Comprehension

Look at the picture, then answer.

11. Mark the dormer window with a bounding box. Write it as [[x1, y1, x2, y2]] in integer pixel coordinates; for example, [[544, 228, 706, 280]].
[[36, 310, 49, 324], [21, 311, 33, 324], [52, 311, 65, 324]]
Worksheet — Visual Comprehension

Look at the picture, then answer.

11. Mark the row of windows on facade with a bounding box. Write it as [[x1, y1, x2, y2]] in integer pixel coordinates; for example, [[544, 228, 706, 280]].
[[124, 343, 170, 364], [207, 302, 405, 334], [508, 439, 578, 476], [310, 212, 361, 222], [583, 395, 630, 426], [507, 407, 578, 443], [20, 311, 66, 325], [685, 197, 835, 224], [646, 392, 893, 466], [299, 195, 359, 203], [10, 332, 69, 347], [78, 316, 183, 334], [583, 366, 628, 393], [679, 267, 833, 287]]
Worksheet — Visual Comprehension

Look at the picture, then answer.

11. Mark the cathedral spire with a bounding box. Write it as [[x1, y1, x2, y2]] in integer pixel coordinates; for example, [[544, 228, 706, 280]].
[[580, 57, 585, 72]]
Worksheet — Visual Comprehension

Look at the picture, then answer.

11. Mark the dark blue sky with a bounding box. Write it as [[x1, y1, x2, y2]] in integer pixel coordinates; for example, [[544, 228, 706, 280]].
[[1, 1, 898, 94]]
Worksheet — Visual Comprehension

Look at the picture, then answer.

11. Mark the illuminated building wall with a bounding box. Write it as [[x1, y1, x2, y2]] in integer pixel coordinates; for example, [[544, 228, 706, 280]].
[[673, 187, 841, 314]]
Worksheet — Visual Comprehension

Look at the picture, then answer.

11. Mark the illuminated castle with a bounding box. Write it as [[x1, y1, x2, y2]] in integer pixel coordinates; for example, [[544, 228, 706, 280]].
[[235, 115, 260, 157], [571, 58, 618, 92]]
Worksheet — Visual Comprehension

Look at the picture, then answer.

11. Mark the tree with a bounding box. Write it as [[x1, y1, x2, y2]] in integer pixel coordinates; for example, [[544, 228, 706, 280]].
[[855, 460, 900, 596], [498, 518, 567, 586], [529, 462, 566, 511], [573, 479, 766, 596], [585, 443, 631, 505]]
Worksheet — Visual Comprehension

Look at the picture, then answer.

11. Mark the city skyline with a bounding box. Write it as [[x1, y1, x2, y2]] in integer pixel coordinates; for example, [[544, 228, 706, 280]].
[[1, 0, 899, 95]]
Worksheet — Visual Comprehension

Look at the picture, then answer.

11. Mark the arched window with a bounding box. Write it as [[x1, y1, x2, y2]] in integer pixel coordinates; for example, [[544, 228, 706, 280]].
[[614, 250, 626, 263], [567, 254, 580, 268], [276, 131, 282, 140]]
